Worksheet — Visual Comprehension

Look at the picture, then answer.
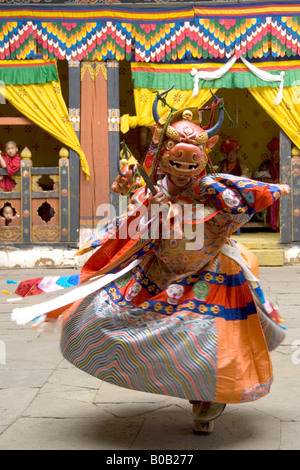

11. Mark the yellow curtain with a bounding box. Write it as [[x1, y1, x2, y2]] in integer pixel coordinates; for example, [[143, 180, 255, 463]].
[[121, 87, 217, 133], [249, 86, 300, 149], [1, 81, 90, 178]]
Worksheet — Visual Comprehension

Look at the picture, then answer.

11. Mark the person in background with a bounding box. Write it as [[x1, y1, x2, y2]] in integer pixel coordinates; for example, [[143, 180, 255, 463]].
[[256, 137, 280, 184], [0, 141, 21, 192], [218, 137, 252, 177], [0, 203, 18, 226], [254, 137, 280, 231]]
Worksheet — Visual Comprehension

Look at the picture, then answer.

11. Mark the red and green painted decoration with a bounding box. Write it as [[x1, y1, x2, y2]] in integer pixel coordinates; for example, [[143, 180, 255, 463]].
[[1, 3, 300, 61]]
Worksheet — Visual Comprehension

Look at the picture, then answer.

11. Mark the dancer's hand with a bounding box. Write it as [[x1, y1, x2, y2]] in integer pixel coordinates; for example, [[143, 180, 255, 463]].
[[278, 184, 290, 195], [150, 191, 167, 206]]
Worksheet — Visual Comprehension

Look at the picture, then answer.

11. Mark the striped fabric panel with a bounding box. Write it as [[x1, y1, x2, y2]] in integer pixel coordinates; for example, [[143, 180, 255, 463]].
[[60, 291, 218, 401], [194, 3, 300, 19], [0, 4, 300, 23], [0, 5, 195, 24], [257, 306, 285, 352]]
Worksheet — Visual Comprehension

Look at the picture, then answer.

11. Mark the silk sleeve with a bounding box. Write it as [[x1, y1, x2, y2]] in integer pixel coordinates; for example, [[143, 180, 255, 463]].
[[193, 173, 289, 217]]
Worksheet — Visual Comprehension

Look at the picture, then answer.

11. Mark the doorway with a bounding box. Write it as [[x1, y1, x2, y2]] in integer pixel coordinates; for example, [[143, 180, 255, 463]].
[[209, 88, 281, 234]]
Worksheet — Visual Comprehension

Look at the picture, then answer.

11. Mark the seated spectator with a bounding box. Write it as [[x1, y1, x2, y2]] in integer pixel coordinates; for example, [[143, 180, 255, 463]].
[[218, 138, 252, 177], [254, 137, 280, 231], [0, 141, 21, 192], [254, 137, 279, 183]]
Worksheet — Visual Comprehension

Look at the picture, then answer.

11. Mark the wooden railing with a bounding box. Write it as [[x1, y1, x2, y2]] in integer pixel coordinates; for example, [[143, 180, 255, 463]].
[[0, 147, 76, 246]]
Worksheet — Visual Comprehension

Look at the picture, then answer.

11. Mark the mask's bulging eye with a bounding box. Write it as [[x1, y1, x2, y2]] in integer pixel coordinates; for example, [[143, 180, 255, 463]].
[[198, 145, 203, 152], [166, 140, 175, 150]]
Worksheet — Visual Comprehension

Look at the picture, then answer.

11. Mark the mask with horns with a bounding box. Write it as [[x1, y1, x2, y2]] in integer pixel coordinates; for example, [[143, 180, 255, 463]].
[[143, 90, 224, 181]]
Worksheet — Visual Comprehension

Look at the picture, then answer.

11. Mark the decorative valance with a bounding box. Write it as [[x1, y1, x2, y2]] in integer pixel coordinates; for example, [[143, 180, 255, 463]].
[[124, 58, 300, 151], [0, 59, 58, 85], [131, 60, 300, 91], [0, 3, 300, 61]]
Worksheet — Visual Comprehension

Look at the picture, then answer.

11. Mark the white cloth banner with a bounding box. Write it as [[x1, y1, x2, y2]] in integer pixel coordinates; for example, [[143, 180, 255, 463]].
[[11, 258, 140, 326], [240, 57, 285, 105], [190, 55, 237, 96], [191, 55, 285, 105]]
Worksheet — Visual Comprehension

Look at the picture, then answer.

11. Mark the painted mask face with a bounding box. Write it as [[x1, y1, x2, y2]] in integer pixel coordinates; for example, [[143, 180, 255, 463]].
[[159, 119, 219, 178], [159, 121, 208, 178], [166, 284, 184, 305], [143, 91, 224, 182]]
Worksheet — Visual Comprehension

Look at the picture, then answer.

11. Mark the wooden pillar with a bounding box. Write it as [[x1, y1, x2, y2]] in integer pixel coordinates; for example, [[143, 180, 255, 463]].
[[280, 129, 292, 244], [21, 152, 32, 243], [107, 60, 120, 207], [79, 62, 110, 230], [291, 151, 300, 242], [68, 59, 81, 242], [59, 147, 70, 242]]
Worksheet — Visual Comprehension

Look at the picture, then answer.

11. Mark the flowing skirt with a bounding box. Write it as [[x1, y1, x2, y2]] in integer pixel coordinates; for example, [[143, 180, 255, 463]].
[[60, 249, 284, 404]]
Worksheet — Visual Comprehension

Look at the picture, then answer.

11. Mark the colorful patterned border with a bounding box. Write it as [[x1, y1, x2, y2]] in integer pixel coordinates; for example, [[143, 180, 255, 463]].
[[0, 59, 57, 84], [1, 3, 300, 23], [131, 60, 300, 90], [0, 4, 300, 61], [194, 2, 300, 19], [0, 5, 194, 24]]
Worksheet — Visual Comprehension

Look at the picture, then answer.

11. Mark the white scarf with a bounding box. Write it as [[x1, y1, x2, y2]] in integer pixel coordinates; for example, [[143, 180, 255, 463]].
[[191, 55, 285, 105]]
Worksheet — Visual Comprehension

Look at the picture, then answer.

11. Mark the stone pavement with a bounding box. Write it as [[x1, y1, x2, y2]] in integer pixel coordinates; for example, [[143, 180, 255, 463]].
[[0, 265, 299, 451]]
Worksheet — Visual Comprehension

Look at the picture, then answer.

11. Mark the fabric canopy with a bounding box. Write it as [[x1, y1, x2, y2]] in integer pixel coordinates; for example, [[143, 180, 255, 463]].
[[249, 86, 300, 150], [131, 60, 300, 91], [0, 3, 300, 61], [0, 59, 57, 85], [1, 2, 300, 24], [122, 59, 300, 150], [121, 87, 217, 132], [0, 60, 89, 178]]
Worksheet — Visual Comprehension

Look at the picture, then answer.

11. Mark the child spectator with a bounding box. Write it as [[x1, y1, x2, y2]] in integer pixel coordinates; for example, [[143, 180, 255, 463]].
[[0, 141, 21, 192], [0, 203, 18, 226]]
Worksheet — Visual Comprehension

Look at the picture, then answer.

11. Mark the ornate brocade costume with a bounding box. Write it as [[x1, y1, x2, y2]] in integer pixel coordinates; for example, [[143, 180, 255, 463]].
[[11, 92, 289, 422], [58, 173, 287, 404]]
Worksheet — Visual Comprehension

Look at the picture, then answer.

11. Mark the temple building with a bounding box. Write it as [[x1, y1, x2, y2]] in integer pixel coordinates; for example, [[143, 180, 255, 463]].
[[0, 0, 300, 266]]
